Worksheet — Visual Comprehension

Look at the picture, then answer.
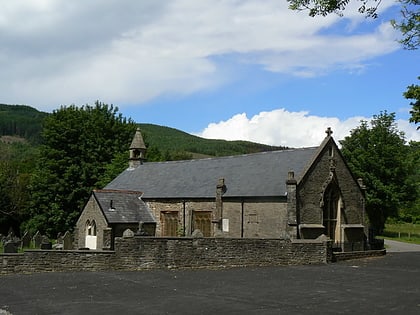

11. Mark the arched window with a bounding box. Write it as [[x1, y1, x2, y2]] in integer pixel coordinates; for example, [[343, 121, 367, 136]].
[[91, 220, 97, 236], [86, 220, 97, 236], [85, 220, 91, 235], [85, 219, 97, 250]]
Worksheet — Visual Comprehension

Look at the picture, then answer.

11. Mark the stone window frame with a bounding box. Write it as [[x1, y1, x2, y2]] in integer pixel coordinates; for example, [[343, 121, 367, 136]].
[[86, 220, 97, 236]]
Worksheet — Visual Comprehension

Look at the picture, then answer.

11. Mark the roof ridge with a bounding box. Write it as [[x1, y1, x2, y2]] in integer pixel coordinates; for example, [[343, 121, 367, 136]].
[[141, 147, 319, 165], [94, 189, 143, 195]]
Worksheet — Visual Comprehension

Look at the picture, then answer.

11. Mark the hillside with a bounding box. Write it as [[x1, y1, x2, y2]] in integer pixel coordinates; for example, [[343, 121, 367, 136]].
[[138, 123, 286, 158], [0, 104, 48, 143], [0, 104, 286, 157]]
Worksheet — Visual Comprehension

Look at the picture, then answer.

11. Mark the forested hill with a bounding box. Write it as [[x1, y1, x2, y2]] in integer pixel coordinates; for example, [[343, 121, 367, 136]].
[[0, 104, 286, 157], [0, 104, 48, 143], [138, 123, 286, 158]]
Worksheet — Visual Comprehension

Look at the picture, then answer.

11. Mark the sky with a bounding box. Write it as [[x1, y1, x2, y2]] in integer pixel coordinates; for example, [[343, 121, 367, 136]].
[[1, 0, 419, 147]]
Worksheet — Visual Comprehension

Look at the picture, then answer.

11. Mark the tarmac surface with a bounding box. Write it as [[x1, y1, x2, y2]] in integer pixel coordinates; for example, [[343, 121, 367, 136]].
[[1, 240, 419, 315]]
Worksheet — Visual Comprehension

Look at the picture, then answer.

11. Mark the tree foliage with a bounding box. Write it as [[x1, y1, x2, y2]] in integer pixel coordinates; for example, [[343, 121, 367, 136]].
[[0, 141, 37, 234], [391, 0, 420, 50], [398, 141, 420, 222], [25, 102, 136, 236], [340, 111, 417, 233], [404, 77, 420, 129], [287, 0, 420, 50]]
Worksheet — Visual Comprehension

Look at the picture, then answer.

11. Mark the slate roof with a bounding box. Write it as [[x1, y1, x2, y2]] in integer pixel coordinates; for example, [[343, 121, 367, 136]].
[[93, 190, 155, 224], [105, 146, 320, 199]]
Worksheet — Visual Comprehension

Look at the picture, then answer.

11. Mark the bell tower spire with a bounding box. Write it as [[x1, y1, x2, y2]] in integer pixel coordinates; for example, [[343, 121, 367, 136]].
[[129, 127, 147, 169]]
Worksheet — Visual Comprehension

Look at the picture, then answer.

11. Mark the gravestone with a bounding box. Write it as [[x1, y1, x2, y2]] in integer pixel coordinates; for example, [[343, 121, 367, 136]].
[[63, 231, 73, 250], [192, 229, 204, 238], [123, 229, 135, 238], [53, 232, 64, 249], [33, 231, 43, 249], [21, 231, 32, 248], [40, 235, 52, 250], [3, 241, 18, 253]]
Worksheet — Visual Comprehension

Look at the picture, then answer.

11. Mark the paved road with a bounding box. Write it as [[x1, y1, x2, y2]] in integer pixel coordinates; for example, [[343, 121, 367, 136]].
[[1, 245, 420, 314], [385, 239, 420, 252]]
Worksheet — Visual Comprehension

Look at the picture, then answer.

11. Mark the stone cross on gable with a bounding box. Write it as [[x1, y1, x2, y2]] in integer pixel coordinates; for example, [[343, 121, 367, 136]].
[[325, 127, 333, 137]]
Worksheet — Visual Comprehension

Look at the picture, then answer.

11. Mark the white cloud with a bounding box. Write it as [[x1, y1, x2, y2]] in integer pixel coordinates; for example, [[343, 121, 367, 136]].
[[197, 109, 419, 147], [0, 0, 400, 108]]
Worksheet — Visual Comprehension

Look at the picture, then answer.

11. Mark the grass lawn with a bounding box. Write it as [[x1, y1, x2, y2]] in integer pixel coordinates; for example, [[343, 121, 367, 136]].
[[381, 223, 420, 245]]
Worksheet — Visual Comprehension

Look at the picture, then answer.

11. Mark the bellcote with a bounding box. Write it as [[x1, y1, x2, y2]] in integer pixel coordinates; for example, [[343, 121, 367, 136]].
[[129, 127, 147, 168]]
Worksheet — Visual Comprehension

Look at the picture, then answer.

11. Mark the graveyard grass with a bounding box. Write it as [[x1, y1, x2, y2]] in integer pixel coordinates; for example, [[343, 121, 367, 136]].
[[381, 223, 420, 244], [0, 241, 37, 253]]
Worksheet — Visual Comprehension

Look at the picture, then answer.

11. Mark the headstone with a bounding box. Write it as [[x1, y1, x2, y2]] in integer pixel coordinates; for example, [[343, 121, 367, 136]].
[[54, 232, 64, 249], [41, 235, 52, 250], [63, 231, 73, 250], [192, 229, 204, 238], [52, 243, 63, 250], [316, 234, 329, 242], [123, 229, 135, 238], [21, 231, 32, 248], [33, 231, 43, 249], [3, 241, 18, 253]]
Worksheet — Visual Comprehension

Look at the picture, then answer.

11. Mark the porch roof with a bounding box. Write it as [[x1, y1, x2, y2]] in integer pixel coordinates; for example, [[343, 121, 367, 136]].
[[93, 190, 155, 224]]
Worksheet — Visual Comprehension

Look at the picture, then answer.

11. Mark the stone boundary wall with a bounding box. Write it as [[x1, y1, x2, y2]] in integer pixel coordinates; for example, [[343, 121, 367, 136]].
[[1, 237, 332, 274], [113, 237, 332, 270], [332, 249, 386, 262], [0, 250, 115, 274]]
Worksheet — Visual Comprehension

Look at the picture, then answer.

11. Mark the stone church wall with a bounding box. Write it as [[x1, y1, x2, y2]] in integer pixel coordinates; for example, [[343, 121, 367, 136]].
[[298, 142, 365, 227], [75, 196, 108, 249], [147, 199, 288, 238]]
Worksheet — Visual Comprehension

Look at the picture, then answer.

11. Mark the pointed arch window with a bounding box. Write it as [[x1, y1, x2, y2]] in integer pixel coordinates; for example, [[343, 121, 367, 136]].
[[85, 220, 97, 249], [86, 220, 97, 236]]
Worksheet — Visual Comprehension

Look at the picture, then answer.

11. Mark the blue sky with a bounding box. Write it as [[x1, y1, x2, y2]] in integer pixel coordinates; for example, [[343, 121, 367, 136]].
[[1, 0, 419, 147]]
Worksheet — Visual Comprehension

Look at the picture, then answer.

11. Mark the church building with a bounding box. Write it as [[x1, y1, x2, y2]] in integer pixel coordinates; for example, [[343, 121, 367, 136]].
[[75, 127, 367, 252]]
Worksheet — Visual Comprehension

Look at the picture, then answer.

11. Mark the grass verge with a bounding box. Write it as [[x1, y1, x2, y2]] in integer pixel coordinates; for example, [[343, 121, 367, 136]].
[[380, 223, 420, 245]]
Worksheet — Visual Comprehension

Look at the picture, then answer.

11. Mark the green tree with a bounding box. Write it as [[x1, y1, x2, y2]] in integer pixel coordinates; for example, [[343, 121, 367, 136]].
[[404, 77, 420, 129], [340, 111, 416, 233], [391, 0, 420, 50], [287, 0, 419, 50], [399, 141, 420, 221], [0, 142, 35, 234], [25, 102, 136, 236]]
